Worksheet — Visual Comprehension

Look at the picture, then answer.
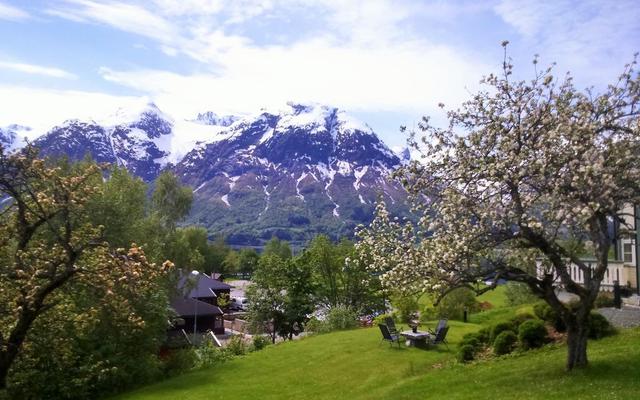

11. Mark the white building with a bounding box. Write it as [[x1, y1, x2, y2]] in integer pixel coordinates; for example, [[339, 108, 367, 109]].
[[538, 204, 639, 294]]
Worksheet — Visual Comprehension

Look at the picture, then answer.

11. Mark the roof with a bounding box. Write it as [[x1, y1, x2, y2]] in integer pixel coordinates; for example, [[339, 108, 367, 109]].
[[178, 272, 233, 298], [170, 297, 223, 317]]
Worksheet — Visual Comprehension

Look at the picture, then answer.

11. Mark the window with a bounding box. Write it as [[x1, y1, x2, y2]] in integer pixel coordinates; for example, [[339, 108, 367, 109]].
[[623, 242, 634, 263]]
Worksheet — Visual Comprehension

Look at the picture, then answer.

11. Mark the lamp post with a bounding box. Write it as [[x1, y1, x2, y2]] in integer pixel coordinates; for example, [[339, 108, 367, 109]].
[[191, 270, 200, 344]]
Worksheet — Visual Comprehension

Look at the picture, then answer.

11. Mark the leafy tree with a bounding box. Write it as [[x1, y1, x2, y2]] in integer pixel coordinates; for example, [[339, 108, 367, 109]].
[[203, 235, 229, 275], [0, 148, 173, 391], [7, 247, 172, 399], [152, 171, 193, 230], [164, 226, 210, 272], [303, 236, 380, 312], [305, 235, 341, 307], [222, 250, 240, 275], [356, 47, 640, 370], [263, 237, 292, 259], [86, 166, 147, 248], [238, 248, 259, 278], [246, 254, 314, 343]]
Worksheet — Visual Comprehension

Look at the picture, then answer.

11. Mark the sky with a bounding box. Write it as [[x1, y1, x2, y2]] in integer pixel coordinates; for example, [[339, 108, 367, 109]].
[[1, 0, 639, 149]]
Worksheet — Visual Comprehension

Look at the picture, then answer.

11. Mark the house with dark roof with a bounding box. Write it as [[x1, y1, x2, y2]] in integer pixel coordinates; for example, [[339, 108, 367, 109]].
[[169, 272, 233, 336], [177, 272, 233, 307]]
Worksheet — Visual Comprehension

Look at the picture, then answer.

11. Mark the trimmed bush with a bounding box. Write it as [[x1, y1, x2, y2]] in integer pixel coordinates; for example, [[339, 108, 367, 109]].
[[459, 332, 486, 350], [518, 319, 548, 349], [476, 327, 491, 344], [509, 312, 536, 328], [490, 322, 514, 342], [457, 344, 475, 363], [493, 330, 517, 355], [533, 302, 552, 321], [533, 302, 566, 332], [588, 312, 615, 339]]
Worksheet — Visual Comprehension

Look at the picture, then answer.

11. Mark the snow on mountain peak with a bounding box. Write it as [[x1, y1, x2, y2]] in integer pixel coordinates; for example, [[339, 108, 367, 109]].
[[194, 111, 240, 127]]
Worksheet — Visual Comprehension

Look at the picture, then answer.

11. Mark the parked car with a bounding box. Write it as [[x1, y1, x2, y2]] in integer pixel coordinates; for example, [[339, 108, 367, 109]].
[[230, 297, 249, 311]]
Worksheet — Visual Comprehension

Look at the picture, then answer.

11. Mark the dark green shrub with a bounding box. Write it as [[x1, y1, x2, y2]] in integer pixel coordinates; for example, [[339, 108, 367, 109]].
[[163, 348, 198, 377], [476, 327, 491, 344], [459, 332, 486, 350], [457, 344, 475, 363], [595, 292, 615, 308], [533, 302, 566, 332], [588, 312, 615, 339], [251, 335, 271, 351], [533, 302, 552, 320], [226, 335, 248, 356], [509, 312, 536, 328], [518, 319, 548, 349], [493, 330, 517, 355], [490, 321, 514, 342]]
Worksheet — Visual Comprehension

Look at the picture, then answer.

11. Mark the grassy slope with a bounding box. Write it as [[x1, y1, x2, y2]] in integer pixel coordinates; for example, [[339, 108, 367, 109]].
[[393, 328, 640, 400], [115, 318, 640, 400], [114, 322, 477, 400]]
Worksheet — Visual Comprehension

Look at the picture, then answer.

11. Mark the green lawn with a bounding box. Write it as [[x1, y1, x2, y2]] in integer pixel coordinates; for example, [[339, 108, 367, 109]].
[[476, 285, 509, 308], [114, 321, 640, 400]]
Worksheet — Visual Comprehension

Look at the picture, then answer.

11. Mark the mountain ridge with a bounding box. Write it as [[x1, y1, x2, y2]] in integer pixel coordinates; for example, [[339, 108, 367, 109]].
[[5, 102, 409, 246]]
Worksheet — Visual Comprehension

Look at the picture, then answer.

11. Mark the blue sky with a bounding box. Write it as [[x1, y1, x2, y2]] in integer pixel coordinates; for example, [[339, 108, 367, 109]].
[[1, 0, 639, 149]]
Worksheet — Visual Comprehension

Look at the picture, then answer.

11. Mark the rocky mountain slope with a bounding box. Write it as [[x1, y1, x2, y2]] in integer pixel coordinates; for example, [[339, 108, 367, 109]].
[[175, 103, 408, 245], [6, 102, 409, 246]]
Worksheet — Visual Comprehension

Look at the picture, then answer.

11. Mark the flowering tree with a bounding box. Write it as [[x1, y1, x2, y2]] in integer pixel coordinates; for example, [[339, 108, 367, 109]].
[[356, 45, 640, 370], [0, 147, 172, 390]]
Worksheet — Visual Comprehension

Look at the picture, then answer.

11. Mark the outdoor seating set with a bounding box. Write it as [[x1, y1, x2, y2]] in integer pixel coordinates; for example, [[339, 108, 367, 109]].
[[378, 317, 449, 349]]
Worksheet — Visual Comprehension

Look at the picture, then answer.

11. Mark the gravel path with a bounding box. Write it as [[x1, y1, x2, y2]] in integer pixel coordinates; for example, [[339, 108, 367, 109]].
[[598, 306, 640, 328]]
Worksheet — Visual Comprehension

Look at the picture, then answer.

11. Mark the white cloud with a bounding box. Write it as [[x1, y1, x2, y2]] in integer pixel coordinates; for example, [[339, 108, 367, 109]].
[[0, 1, 29, 21], [0, 85, 141, 131], [494, 0, 640, 84], [98, 39, 487, 120], [0, 61, 77, 79], [51, 0, 180, 45], [45, 0, 488, 120], [20, 0, 638, 144]]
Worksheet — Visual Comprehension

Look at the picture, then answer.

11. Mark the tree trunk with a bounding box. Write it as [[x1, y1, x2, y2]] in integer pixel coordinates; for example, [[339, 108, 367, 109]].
[[565, 318, 589, 371], [0, 360, 8, 390]]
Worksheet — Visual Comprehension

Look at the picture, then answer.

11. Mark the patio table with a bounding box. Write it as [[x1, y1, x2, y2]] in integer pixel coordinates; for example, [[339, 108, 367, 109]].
[[400, 330, 430, 347]]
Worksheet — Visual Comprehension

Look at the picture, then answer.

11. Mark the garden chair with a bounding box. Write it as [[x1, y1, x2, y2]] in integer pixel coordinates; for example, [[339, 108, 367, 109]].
[[384, 316, 402, 335], [378, 324, 401, 348], [427, 319, 448, 335], [428, 325, 450, 350]]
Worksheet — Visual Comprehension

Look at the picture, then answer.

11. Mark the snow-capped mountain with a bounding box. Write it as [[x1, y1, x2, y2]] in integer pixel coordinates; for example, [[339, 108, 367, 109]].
[[194, 112, 240, 127], [33, 102, 231, 181], [11, 102, 408, 246], [175, 102, 408, 245], [0, 124, 34, 152]]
